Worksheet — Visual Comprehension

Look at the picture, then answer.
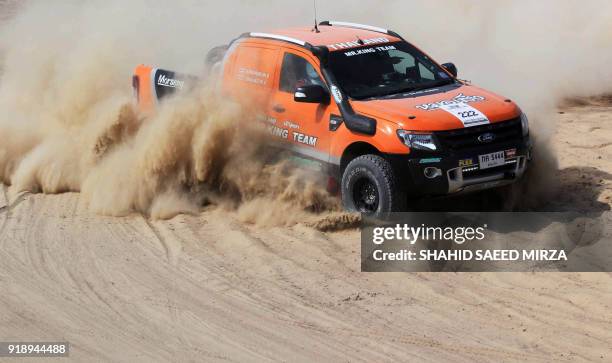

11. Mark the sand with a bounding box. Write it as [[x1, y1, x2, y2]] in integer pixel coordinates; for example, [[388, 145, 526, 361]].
[[0, 103, 611, 362]]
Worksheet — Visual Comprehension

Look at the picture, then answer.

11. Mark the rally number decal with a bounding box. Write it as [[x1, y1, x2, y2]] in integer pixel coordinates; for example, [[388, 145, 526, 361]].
[[439, 103, 490, 128]]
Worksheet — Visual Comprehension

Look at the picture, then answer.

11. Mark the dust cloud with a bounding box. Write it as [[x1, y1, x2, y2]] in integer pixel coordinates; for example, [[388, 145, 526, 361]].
[[0, 0, 611, 220], [380, 0, 612, 210], [0, 1, 339, 223]]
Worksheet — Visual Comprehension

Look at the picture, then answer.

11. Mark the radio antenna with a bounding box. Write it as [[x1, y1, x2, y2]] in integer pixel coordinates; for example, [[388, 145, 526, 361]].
[[313, 0, 320, 33]]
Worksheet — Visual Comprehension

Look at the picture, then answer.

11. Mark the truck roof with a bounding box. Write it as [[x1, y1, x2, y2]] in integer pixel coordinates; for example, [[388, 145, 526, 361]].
[[251, 22, 403, 51]]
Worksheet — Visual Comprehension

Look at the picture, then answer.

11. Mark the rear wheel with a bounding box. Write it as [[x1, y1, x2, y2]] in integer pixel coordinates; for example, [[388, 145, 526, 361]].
[[341, 154, 405, 218]]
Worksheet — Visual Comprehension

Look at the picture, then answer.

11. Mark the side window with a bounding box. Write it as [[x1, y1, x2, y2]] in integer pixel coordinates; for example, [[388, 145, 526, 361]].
[[279, 53, 324, 93], [418, 63, 435, 81]]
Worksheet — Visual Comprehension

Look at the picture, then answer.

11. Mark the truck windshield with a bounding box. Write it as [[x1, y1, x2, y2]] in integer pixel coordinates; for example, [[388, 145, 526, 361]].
[[328, 42, 454, 100]]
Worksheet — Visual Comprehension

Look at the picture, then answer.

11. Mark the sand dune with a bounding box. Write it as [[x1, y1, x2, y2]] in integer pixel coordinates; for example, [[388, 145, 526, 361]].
[[0, 105, 611, 362]]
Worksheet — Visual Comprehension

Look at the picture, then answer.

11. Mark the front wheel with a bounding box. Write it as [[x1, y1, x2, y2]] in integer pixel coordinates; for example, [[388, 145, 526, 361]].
[[341, 154, 405, 218]]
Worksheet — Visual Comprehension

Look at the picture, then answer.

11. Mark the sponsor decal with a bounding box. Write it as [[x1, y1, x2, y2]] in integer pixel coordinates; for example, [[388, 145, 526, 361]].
[[328, 37, 390, 51], [405, 88, 442, 97], [419, 158, 442, 164], [267, 125, 289, 139], [293, 132, 318, 147], [459, 158, 475, 167], [266, 124, 318, 147], [415, 93, 486, 111], [343, 45, 397, 57], [283, 121, 300, 130], [330, 85, 343, 104], [439, 102, 490, 127], [236, 67, 270, 85], [157, 74, 185, 89]]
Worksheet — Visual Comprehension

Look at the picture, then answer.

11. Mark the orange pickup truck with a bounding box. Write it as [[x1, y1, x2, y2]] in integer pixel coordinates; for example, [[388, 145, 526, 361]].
[[133, 21, 532, 217]]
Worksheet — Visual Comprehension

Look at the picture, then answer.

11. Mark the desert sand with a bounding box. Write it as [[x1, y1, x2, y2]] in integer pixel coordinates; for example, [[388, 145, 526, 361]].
[[0, 102, 611, 362]]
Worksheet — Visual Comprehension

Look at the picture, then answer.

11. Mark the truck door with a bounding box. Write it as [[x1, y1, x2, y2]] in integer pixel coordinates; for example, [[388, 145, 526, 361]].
[[269, 50, 336, 166], [223, 44, 280, 113]]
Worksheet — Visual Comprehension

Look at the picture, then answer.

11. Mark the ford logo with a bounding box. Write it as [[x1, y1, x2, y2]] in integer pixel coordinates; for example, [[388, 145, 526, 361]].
[[478, 133, 496, 143]]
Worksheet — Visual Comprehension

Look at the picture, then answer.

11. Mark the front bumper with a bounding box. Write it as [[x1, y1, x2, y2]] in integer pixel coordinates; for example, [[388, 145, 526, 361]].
[[446, 155, 528, 194], [390, 137, 532, 196]]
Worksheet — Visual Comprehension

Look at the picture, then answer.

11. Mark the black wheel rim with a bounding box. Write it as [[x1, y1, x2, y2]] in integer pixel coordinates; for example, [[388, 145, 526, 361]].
[[352, 177, 379, 214]]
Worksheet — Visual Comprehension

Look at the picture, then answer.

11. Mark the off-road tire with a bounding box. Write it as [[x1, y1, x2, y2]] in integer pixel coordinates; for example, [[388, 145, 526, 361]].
[[341, 154, 406, 218]]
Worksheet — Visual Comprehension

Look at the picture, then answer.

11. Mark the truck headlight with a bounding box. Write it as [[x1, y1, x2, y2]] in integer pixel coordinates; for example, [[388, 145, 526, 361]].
[[520, 112, 529, 137], [397, 130, 438, 151]]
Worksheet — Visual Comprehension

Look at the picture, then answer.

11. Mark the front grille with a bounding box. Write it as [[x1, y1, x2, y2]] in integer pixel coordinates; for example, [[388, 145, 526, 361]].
[[435, 118, 522, 152]]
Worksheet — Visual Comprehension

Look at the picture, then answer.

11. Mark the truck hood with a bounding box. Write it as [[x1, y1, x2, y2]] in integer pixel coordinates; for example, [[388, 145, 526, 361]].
[[350, 84, 521, 131]]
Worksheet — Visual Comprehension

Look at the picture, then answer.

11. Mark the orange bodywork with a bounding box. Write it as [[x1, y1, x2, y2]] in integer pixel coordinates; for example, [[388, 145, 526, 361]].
[[133, 65, 156, 114], [220, 34, 405, 164], [219, 27, 521, 165], [134, 25, 522, 169]]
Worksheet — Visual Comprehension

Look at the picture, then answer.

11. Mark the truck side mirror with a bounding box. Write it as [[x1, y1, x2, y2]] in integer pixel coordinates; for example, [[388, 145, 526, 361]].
[[441, 63, 458, 78], [294, 85, 330, 104]]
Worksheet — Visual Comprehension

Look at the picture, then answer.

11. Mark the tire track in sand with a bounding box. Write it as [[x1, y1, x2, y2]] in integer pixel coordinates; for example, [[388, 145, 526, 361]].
[[0, 189, 31, 214], [142, 216, 185, 268], [141, 216, 189, 353], [0, 183, 8, 209], [1, 192, 611, 362], [570, 142, 612, 150], [0, 188, 31, 246], [0, 185, 7, 243]]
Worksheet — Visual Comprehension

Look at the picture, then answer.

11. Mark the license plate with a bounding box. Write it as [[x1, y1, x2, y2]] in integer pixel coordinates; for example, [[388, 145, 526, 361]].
[[479, 151, 506, 169]]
